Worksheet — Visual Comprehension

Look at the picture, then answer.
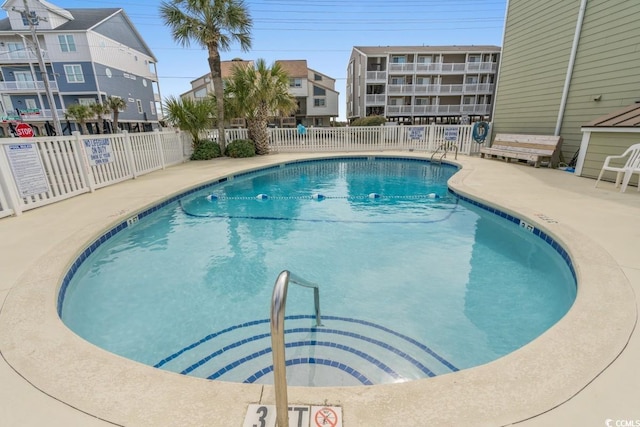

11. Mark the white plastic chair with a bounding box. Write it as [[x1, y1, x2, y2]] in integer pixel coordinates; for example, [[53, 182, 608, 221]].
[[595, 143, 640, 192]]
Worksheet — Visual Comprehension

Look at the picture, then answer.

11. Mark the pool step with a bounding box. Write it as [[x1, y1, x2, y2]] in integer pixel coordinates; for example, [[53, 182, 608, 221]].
[[154, 315, 458, 386]]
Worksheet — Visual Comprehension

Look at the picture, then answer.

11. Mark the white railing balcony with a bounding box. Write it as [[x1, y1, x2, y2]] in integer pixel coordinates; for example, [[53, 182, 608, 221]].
[[365, 71, 387, 82], [0, 48, 50, 63], [0, 80, 59, 92], [387, 84, 416, 95], [386, 105, 414, 115], [388, 63, 416, 73], [463, 83, 495, 93], [461, 104, 491, 114], [365, 94, 386, 105], [385, 103, 491, 116], [466, 62, 498, 72]]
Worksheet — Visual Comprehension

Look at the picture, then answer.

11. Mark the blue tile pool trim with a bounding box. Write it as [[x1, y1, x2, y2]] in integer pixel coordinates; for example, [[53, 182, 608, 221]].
[[156, 315, 455, 377], [57, 156, 575, 319], [206, 340, 402, 382], [450, 189, 577, 284], [56, 156, 453, 316]]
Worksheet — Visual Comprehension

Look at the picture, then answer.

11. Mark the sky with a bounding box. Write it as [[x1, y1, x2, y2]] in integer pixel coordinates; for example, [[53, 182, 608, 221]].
[[7, 0, 508, 121]]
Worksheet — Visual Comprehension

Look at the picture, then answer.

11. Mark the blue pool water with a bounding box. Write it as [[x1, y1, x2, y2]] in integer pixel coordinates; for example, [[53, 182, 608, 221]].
[[60, 157, 576, 386]]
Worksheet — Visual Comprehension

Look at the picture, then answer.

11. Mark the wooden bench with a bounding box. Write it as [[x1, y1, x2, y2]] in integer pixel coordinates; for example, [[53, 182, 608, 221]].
[[479, 133, 563, 168]]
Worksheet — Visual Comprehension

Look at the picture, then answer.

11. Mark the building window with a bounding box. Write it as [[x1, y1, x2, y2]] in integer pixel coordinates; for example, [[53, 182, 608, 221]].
[[194, 88, 207, 98], [58, 35, 76, 52], [64, 64, 84, 83], [314, 98, 326, 107], [21, 11, 37, 26], [391, 56, 406, 64], [78, 98, 95, 106], [465, 76, 479, 84], [150, 101, 156, 115], [314, 73, 322, 81], [7, 42, 26, 59], [25, 98, 37, 109], [289, 78, 302, 88], [468, 55, 481, 63], [136, 99, 143, 113], [313, 86, 326, 96], [463, 96, 475, 105]]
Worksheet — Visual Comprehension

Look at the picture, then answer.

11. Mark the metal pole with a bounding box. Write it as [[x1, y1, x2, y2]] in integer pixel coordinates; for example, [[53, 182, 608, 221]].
[[270, 271, 290, 427], [21, 0, 63, 136]]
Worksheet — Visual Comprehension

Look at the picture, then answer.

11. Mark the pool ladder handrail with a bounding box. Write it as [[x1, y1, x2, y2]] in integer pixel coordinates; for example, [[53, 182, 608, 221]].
[[431, 141, 458, 163], [270, 270, 322, 427]]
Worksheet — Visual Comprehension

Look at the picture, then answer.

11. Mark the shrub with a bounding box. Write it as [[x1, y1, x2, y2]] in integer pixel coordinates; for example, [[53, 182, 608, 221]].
[[350, 115, 387, 127], [225, 139, 256, 158], [191, 139, 221, 160]]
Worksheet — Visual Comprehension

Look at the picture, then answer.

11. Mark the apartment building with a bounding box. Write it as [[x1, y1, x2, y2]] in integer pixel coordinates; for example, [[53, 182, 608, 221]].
[[347, 46, 500, 124], [492, 0, 640, 164], [0, 0, 160, 136], [181, 58, 339, 127]]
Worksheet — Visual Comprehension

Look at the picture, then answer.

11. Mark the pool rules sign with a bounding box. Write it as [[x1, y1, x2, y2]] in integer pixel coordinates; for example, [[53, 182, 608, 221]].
[[243, 404, 342, 427]]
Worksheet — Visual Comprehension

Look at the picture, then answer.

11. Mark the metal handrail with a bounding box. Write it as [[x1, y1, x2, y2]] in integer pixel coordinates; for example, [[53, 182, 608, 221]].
[[431, 141, 459, 163], [270, 270, 322, 427]]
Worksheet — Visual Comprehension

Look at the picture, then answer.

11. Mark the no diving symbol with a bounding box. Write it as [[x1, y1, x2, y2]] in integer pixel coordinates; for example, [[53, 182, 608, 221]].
[[314, 407, 338, 427]]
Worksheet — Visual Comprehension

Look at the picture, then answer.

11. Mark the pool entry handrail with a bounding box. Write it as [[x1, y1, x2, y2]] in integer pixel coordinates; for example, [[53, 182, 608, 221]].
[[270, 270, 322, 427]]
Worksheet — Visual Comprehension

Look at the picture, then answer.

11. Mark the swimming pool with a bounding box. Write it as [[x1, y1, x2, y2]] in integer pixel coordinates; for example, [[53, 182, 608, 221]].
[[60, 157, 576, 387]]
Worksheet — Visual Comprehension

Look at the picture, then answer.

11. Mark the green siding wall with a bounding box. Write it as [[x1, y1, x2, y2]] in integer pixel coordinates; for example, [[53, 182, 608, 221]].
[[582, 132, 639, 188], [493, 0, 640, 165], [559, 1, 640, 161], [492, 0, 580, 142]]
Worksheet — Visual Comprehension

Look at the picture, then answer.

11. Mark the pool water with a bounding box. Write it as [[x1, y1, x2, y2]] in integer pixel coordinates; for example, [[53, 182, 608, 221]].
[[61, 158, 576, 386]]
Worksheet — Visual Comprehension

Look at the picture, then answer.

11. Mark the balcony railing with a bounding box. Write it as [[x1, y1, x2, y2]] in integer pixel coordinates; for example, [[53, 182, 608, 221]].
[[365, 71, 387, 81], [388, 61, 498, 74], [0, 80, 59, 92], [387, 83, 495, 95], [386, 104, 491, 116], [0, 48, 50, 63], [365, 94, 386, 105]]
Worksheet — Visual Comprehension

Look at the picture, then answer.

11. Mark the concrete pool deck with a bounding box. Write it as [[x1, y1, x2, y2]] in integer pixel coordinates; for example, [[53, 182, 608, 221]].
[[0, 152, 638, 426]]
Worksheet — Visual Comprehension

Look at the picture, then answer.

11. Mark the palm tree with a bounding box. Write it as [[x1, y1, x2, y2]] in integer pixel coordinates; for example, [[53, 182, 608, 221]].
[[64, 104, 93, 135], [160, 0, 252, 153], [105, 96, 127, 133], [224, 59, 297, 154], [163, 95, 215, 148]]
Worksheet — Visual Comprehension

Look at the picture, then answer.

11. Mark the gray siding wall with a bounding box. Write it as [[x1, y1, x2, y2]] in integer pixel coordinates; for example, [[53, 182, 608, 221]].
[[94, 63, 157, 122], [582, 132, 639, 187], [559, 1, 640, 161], [492, 1, 580, 143]]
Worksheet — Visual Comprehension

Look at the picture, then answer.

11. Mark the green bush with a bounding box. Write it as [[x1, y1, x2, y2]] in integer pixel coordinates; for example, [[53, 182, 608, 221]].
[[225, 139, 256, 158], [350, 115, 387, 127], [191, 139, 221, 160]]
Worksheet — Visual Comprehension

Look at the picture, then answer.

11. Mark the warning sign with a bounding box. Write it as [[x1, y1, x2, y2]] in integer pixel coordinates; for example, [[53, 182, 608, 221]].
[[311, 406, 342, 427], [83, 138, 114, 166]]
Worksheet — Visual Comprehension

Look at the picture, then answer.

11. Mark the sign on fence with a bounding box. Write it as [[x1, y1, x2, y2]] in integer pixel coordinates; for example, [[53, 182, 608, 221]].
[[4, 143, 50, 197], [444, 127, 459, 141], [84, 138, 114, 166], [408, 126, 425, 140]]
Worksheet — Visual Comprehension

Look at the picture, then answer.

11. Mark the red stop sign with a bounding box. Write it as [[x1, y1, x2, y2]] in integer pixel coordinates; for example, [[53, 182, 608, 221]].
[[16, 123, 34, 138]]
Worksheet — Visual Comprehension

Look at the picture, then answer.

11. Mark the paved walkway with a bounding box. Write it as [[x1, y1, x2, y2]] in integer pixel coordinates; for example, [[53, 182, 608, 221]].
[[0, 153, 638, 426]]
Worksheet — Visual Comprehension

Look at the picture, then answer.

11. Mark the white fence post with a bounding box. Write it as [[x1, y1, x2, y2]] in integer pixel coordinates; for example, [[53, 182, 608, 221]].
[[155, 129, 167, 169], [122, 131, 138, 178], [75, 131, 97, 193]]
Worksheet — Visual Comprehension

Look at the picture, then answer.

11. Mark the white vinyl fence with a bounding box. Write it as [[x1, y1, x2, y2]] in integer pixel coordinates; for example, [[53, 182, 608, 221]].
[[0, 129, 186, 217], [204, 123, 487, 155], [0, 123, 489, 218]]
